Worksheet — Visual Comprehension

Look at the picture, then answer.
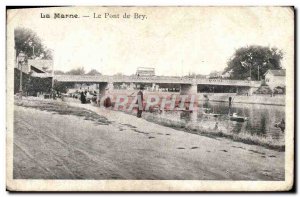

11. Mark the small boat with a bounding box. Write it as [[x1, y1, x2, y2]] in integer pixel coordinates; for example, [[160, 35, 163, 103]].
[[274, 118, 285, 132], [202, 108, 221, 117], [229, 113, 248, 122], [204, 112, 221, 117]]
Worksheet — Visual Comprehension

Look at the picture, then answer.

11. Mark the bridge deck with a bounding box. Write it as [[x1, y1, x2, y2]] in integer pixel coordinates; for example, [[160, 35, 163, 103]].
[[31, 73, 260, 87]]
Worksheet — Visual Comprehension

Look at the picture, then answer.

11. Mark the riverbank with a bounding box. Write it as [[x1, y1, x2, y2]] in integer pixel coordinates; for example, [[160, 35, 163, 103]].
[[143, 113, 284, 151], [198, 93, 285, 106], [13, 98, 284, 180], [107, 90, 285, 106], [62, 96, 285, 150], [65, 96, 285, 150]]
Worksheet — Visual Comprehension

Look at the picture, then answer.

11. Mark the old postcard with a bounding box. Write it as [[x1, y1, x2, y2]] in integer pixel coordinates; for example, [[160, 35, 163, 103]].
[[6, 6, 294, 191]]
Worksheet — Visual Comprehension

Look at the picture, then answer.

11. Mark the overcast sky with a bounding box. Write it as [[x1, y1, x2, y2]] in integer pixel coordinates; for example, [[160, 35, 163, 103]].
[[8, 7, 294, 76]]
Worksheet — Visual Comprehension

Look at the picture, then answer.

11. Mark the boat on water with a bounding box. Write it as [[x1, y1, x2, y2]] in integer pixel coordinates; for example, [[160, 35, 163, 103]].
[[229, 113, 248, 122], [203, 112, 222, 117], [202, 108, 221, 117], [274, 118, 285, 132]]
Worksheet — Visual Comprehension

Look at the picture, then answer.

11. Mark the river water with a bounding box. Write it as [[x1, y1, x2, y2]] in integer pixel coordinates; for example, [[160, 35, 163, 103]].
[[151, 101, 285, 143], [67, 96, 285, 144]]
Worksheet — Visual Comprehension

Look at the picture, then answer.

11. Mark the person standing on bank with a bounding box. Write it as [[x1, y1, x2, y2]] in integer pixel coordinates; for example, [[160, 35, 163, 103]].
[[228, 96, 232, 115], [80, 91, 86, 104], [136, 86, 144, 118], [229, 96, 232, 107]]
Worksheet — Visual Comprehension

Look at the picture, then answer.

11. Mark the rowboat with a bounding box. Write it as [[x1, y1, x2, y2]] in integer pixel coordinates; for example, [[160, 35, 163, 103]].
[[229, 113, 248, 122], [204, 112, 222, 117], [202, 109, 221, 117]]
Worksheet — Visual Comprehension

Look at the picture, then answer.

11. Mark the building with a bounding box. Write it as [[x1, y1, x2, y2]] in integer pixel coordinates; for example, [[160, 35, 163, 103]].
[[208, 71, 222, 79], [264, 69, 286, 90], [14, 59, 53, 95], [27, 59, 53, 73], [136, 67, 155, 76], [15, 59, 53, 74]]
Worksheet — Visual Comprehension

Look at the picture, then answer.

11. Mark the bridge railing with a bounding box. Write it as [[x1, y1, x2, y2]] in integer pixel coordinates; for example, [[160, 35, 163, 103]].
[[50, 74, 260, 87], [54, 75, 110, 82], [196, 78, 259, 86], [112, 75, 260, 86]]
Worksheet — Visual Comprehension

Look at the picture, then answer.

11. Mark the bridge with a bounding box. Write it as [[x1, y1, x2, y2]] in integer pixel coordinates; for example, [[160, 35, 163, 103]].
[[32, 73, 261, 95]]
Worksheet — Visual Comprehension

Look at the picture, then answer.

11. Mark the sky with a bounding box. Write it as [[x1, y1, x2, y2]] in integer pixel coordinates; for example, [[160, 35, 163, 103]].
[[8, 7, 294, 76]]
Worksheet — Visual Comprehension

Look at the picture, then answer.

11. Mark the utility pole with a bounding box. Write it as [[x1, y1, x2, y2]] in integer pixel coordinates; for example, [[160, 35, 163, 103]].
[[19, 62, 22, 92], [249, 53, 252, 80], [257, 65, 260, 81], [29, 40, 35, 59], [51, 63, 55, 90], [17, 52, 26, 99]]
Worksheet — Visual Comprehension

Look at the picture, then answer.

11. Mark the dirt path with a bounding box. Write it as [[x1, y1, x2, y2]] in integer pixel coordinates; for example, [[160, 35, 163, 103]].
[[13, 102, 284, 180]]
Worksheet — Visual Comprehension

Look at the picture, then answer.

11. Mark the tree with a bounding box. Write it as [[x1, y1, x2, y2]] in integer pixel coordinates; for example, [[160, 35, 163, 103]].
[[66, 67, 85, 75], [53, 81, 71, 93], [43, 49, 53, 60], [14, 68, 52, 95], [224, 45, 283, 80], [14, 27, 53, 60], [54, 70, 65, 75], [114, 72, 124, 77], [184, 72, 206, 78], [86, 69, 102, 76]]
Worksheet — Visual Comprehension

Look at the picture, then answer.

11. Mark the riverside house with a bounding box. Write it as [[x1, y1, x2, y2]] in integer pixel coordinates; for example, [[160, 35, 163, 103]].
[[264, 69, 286, 90]]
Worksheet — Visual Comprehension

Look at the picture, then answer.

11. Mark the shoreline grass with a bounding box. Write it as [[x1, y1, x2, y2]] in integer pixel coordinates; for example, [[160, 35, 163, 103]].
[[143, 113, 285, 152], [14, 98, 112, 125]]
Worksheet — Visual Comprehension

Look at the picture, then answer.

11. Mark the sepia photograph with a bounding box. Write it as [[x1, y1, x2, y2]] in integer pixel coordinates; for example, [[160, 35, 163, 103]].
[[6, 6, 294, 191]]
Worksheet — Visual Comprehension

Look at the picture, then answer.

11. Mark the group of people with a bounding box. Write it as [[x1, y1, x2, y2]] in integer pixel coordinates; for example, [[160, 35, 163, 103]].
[[78, 87, 144, 117]]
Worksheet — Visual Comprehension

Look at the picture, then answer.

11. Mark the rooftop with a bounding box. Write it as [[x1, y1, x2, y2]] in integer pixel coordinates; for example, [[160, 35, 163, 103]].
[[265, 69, 286, 76], [28, 59, 53, 72]]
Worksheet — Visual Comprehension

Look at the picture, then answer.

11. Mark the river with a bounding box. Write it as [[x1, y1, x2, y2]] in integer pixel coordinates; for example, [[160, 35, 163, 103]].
[[65, 96, 286, 146], [151, 101, 285, 144]]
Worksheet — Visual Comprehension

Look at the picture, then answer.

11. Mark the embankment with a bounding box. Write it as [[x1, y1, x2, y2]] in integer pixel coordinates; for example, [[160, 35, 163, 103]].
[[108, 90, 285, 106], [199, 93, 285, 106]]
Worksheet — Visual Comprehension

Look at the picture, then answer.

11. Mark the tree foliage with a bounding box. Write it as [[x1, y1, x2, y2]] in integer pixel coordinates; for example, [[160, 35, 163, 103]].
[[14, 27, 53, 60], [54, 70, 65, 75], [86, 69, 102, 76], [65, 67, 85, 75], [224, 45, 283, 80], [53, 81, 72, 93], [14, 68, 52, 95]]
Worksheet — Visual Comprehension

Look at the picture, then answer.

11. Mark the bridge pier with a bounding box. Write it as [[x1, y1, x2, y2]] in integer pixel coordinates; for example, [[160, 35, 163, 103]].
[[180, 83, 197, 95], [107, 82, 114, 91], [248, 87, 258, 96], [152, 83, 159, 91], [97, 83, 107, 100], [97, 82, 114, 100], [128, 82, 135, 90], [152, 83, 155, 91]]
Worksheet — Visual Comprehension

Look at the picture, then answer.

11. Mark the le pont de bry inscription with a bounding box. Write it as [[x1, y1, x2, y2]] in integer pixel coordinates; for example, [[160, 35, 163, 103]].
[[40, 12, 148, 20]]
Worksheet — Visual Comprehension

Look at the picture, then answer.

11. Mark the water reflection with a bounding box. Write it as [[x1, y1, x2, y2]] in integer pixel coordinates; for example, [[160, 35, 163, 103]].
[[156, 101, 285, 142]]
